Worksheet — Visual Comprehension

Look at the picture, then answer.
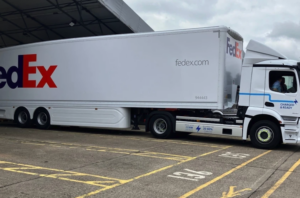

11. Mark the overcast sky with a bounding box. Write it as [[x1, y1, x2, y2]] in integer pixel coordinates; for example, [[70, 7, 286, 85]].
[[124, 0, 300, 61]]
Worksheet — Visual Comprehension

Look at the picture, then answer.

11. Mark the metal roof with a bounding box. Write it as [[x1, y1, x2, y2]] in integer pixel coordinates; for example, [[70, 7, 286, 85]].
[[0, 0, 153, 48], [247, 40, 287, 59], [256, 60, 299, 66]]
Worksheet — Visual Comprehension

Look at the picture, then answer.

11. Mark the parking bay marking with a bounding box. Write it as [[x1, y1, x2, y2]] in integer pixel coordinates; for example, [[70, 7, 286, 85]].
[[168, 169, 212, 181], [219, 152, 250, 159], [20, 140, 194, 161], [179, 150, 272, 198], [76, 146, 231, 198], [4, 139, 232, 197], [262, 158, 300, 198], [128, 137, 229, 148], [0, 142, 231, 198], [0, 160, 128, 188], [48, 132, 228, 149], [83, 134, 228, 149]]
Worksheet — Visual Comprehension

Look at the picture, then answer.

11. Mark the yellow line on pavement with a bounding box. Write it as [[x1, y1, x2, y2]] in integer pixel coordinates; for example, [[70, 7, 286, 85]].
[[179, 150, 272, 198], [87, 134, 227, 148], [133, 153, 191, 162], [136, 151, 192, 158], [20, 140, 196, 161], [22, 142, 45, 146], [87, 146, 139, 152], [85, 148, 131, 155], [0, 160, 127, 187], [76, 183, 124, 198], [262, 158, 300, 198], [127, 137, 227, 148], [76, 146, 231, 198]]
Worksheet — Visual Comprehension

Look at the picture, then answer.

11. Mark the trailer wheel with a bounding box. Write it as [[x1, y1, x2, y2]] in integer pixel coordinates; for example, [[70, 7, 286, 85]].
[[14, 108, 31, 128], [149, 114, 173, 139], [34, 108, 51, 130], [250, 120, 281, 149]]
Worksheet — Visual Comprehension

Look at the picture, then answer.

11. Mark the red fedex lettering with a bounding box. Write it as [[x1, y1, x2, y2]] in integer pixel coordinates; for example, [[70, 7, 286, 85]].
[[37, 66, 57, 88], [235, 42, 242, 59]]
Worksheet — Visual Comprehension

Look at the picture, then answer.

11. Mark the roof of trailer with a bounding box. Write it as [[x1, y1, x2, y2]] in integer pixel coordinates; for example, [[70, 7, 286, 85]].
[[0, 0, 153, 48], [256, 59, 299, 66]]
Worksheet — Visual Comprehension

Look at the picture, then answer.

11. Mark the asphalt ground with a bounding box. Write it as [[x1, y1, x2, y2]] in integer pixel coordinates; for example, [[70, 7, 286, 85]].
[[0, 122, 299, 198]]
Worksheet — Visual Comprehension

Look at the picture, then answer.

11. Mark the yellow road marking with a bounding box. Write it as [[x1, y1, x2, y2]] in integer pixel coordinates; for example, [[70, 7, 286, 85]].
[[132, 153, 192, 161], [20, 140, 195, 161], [262, 158, 300, 198], [61, 143, 75, 146], [179, 150, 272, 198], [0, 143, 230, 197], [83, 134, 228, 148], [5, 127, 229, 148], [22, 142, 45, 146], [132, 152, 193, 161], [109, 151, 132, 154], [76, 183, 124, 198], [86, 145, 139, 152], [86, 148, 131, 154], [76, 146, 231, 198], [0, 160, 127, 187], [136, 151, 192, 158], [128, 137, 227, 148], [20, 140, 140, 152], [221, 186, 252, 198]]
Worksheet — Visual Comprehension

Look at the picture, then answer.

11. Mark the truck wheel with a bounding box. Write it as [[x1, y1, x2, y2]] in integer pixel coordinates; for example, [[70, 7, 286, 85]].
[[34, 108, 51, 130], [250, 120, 281, 149], [149, 114, 173, 139], [14, 108, 31, 128]]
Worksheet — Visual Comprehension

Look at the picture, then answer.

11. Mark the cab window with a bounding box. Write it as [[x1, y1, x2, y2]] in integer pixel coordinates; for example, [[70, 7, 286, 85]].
[[269, 71, 297, 93]]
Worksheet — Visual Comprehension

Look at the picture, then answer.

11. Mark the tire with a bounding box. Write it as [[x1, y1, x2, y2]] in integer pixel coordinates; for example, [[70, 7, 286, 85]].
[[34, 108, 51, 130], [250, 120, 281, 149], [149, 114, 173, 139], [14, 108, 31, 128]]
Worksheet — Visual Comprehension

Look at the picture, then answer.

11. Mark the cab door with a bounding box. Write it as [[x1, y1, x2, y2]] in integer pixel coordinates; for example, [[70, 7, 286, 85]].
[[264, 68, 299, 117], [249, 67, 266, 109]]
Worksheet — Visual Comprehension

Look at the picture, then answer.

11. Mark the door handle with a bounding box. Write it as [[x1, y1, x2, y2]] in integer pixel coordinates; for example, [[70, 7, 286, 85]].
[[265, 102, 274, 107]]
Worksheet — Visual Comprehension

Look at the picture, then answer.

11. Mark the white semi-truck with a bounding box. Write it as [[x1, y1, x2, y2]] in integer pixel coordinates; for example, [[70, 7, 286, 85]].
[[0, 26, 299, 149]]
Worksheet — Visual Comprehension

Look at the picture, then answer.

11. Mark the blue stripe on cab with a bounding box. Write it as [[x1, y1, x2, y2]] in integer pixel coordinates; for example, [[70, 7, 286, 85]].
[[239, 93, 294, 103]]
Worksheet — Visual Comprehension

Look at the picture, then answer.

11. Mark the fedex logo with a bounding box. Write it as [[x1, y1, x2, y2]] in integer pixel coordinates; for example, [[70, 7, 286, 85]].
[[0, 54, 57, 89], [227, 37, 242, 59]]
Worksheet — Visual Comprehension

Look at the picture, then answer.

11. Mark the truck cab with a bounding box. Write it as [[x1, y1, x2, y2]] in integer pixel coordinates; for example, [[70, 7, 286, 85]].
[[239, 40, 300, 148]]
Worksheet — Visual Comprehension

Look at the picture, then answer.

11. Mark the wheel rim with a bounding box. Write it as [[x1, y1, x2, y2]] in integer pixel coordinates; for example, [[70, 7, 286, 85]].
[[153, 118, 167, 134], [255, 126, 274, 144], [18, 111, 28, 124], [37, 112, 48, 126]]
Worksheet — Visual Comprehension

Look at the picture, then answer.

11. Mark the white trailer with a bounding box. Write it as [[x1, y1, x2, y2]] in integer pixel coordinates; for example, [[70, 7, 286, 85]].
[[0, 26, 299, 149]]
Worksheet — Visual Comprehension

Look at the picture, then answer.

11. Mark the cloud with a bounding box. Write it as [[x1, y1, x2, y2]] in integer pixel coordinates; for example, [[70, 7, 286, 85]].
[[265, 37, 300, 60], [268, 21, 300, 41], [124, 0, 300, 60]]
